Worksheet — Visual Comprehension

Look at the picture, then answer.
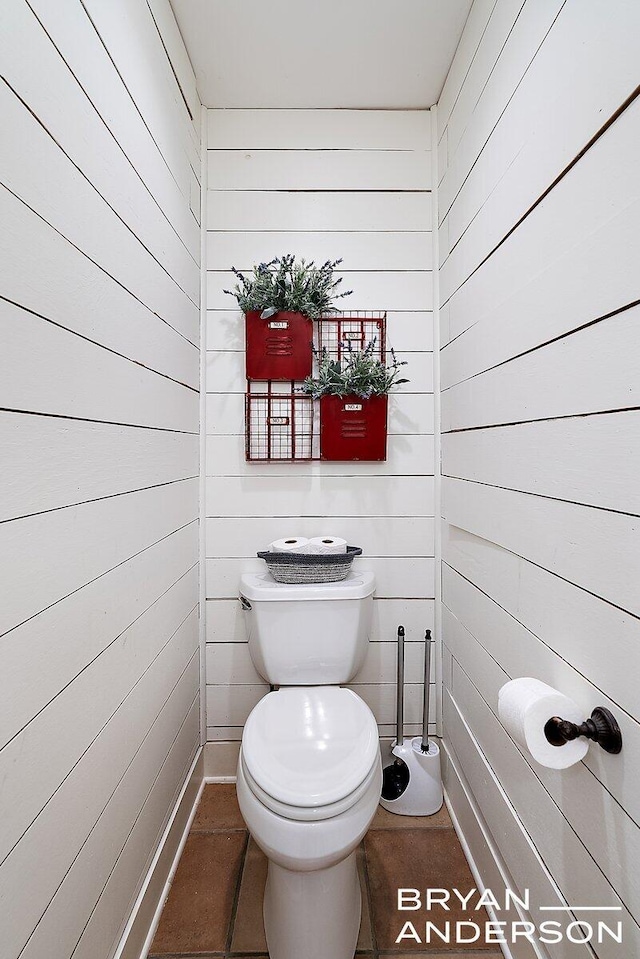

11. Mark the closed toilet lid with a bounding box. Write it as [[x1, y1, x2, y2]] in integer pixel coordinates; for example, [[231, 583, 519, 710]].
[[242, 687, 379, 808]]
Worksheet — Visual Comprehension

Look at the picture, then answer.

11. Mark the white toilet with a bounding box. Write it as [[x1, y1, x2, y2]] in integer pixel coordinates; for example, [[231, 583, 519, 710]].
[[236, 569, 381, 959]]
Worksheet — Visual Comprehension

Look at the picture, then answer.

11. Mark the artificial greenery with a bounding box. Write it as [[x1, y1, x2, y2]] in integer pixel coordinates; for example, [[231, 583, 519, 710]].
[[300, 340, 409, 399], [224, 254, 352, 320]]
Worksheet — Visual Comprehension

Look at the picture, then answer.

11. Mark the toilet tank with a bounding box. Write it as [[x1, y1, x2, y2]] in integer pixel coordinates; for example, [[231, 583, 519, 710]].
[[239, 570, 375, 685]]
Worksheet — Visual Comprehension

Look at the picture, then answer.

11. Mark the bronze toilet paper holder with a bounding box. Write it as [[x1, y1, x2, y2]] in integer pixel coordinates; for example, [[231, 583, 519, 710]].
[[544, 706, 622, 754]]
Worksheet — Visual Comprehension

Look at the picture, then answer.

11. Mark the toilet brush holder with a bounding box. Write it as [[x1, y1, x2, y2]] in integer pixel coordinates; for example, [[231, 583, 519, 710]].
[[379, 737, 443, 816], [380, 628, 443, 816]]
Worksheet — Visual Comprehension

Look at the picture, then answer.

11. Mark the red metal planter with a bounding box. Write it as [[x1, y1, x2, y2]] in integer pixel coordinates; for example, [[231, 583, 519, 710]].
[[245, 311, 313, 381], [320, 394, 388, 461]]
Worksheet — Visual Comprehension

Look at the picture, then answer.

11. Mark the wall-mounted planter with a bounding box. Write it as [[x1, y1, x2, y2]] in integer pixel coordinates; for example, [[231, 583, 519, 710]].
[[320, 394, 388, 461], [245, 311, 313, 381]]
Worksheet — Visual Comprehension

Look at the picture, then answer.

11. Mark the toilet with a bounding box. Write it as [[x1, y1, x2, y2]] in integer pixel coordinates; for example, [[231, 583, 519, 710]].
[[236, 569, 381, 959]]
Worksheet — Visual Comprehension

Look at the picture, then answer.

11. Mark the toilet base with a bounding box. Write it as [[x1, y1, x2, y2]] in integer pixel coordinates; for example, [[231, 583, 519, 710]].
[[263, 850, 361, 959]]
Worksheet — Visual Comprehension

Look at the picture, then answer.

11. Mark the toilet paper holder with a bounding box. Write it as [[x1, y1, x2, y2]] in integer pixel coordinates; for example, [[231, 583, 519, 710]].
[[544, 706, 622, 754]]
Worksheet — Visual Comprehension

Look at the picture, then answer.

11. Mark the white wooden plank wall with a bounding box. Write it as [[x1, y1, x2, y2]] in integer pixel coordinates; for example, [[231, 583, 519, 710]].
[[0, 3, 201, 958], [205, 108, 435, 741], [437, 0, 640, 952]]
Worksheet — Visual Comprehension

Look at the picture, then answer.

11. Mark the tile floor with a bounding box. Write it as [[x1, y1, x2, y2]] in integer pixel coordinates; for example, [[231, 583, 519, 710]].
[[149, 784, 504, 958]]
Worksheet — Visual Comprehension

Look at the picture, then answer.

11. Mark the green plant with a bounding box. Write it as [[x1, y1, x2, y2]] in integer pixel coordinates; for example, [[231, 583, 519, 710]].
[[224, 254, 352, 319], [300, 340, 409, 399]]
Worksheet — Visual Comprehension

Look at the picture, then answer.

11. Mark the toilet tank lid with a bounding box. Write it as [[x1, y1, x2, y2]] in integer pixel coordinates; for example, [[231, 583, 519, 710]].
[[239, 569, 375, 602]]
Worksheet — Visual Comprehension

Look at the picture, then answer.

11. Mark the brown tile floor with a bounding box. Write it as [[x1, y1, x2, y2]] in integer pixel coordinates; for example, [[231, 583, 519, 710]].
[[149, 784, 505, 958]]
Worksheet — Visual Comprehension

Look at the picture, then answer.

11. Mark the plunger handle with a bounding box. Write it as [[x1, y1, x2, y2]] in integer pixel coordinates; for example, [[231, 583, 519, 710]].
[[421, 629, 432, 752], [396, 626, 405, 746]]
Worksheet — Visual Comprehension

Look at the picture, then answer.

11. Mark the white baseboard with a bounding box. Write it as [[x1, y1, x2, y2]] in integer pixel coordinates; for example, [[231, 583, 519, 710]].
[[114, 748, 205, 959], [442, 742, 544, 959]]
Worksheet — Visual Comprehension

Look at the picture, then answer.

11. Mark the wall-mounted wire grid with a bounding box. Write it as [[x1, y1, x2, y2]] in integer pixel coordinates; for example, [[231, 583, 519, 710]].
[[245, 382, 315, 461], [317, 312, 386, 363], [244, 312, 387, 462]]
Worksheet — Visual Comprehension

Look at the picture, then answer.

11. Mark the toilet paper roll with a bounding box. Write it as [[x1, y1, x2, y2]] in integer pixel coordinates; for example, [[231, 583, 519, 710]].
[[306, 536, 348, 555], [270, 537, 310, 553], [498, 678, 589, 770]]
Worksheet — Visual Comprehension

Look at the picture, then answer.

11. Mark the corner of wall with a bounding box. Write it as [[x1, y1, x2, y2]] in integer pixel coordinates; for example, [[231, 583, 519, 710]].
[[198, 103, 209, 747], [430, 103, 443, 739]]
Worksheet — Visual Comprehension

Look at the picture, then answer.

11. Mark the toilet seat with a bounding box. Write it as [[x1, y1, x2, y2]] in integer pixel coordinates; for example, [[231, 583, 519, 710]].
[[241, 752, 380, 822], [242, 686, 379, 814]]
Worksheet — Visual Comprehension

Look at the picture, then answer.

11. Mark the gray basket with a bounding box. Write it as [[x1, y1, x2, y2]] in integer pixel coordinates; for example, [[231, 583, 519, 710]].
[[256, 546, 362, 584]]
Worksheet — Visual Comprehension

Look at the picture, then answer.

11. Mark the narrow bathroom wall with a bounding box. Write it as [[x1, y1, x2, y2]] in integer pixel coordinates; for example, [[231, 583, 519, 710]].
[[0, 2, 201, 957], [437, 0, 640, 952], [204, 108, 436, 750]]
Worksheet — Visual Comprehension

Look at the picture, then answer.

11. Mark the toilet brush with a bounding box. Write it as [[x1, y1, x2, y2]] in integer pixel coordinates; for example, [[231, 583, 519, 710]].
[[380, 628, 444, 816], [380, 627, 411, 800]]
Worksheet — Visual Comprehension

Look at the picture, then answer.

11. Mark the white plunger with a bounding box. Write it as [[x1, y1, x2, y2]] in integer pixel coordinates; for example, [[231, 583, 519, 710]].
[[379, 628, 444, 816]]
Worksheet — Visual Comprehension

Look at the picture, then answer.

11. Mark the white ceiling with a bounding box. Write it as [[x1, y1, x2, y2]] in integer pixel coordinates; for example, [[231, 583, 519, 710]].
[[170, 0, 473, 109]]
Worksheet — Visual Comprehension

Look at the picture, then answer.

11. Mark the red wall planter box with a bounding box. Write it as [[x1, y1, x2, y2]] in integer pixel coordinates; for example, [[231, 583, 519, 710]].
[[320, 394, 388, 461], [245, 311, 313, 381]]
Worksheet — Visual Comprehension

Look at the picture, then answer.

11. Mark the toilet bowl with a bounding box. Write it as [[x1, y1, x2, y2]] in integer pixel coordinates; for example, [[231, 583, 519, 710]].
[[236, 570, 379, 959], [237, 686, 382, 959]]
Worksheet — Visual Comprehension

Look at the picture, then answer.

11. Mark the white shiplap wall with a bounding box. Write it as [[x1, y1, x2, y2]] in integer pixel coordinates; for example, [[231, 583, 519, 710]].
[[205, 108, 436, 742], [437, 0, 640, 955], [0, 2, 201, 958]]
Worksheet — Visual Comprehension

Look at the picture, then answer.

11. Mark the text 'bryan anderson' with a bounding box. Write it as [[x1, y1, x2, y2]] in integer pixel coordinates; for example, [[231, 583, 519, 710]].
[[395, 888, 623, 947]]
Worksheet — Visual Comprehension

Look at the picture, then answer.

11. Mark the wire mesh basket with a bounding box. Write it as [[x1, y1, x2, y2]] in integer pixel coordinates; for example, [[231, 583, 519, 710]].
[[245, 386, 314, 461], [317, 312, 386, 364], [256, 546, 363, 584]]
